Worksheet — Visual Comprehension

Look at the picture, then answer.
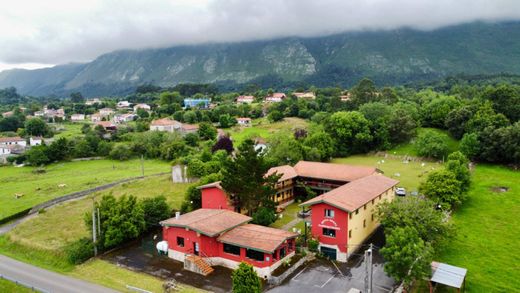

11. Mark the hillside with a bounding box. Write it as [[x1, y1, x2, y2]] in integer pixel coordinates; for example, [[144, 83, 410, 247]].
[[2, 21, 520, 96]]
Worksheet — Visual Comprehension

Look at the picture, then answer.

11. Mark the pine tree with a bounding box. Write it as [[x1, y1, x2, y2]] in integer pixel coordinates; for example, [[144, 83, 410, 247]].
[[232, 262, 262, 293]]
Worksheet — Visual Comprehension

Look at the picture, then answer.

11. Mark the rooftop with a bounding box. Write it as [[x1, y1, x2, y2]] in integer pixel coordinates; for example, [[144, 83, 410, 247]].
[[302, 174, 399, 212], [151, 118, 181, 126], [197, 181, 223, 190], [294, 161, 377, 182], [0, 136, 25, 143], [218, 224, 298, 253], [160, 209, 251, 237], [267, 165, 298, 182], [431, 261, 467, 289]]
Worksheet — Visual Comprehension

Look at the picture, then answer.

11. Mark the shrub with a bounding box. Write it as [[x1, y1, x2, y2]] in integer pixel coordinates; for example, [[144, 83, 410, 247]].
[[65, 237, 94, 265], [232, 262, 262, 293], [251, 207, 277, 226], [109, 144, 132, 160], [308, 237, 319, 252], [415, 130, 449, 159], [141, 196, 171, 231]]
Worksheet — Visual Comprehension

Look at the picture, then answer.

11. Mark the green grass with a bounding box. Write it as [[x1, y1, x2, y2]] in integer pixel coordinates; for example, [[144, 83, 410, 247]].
[[52, 122, 87, 139], [332, 154, 443, 191], [390, 127, 459, 157], [0, 159, 171, 220], [429, 165, 520, 292], [227, 117, 308, 144], [270, 203, 302, 229], [0, 278, 33, 293]]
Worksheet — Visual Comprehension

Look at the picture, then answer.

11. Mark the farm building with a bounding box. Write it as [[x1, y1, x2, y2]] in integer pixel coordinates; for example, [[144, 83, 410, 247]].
[[236, 117, 252, 126], [236, 95, 255, 104], [184, 98, 210, 109], [265, 93, 286, 103]]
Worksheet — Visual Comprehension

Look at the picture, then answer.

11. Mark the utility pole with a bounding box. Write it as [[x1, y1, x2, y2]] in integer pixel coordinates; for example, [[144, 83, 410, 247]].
[[92, 200, 98, 256], [97, 207, 101, 236], [141, 154, 144, 177], [364, 243, 373, 293]]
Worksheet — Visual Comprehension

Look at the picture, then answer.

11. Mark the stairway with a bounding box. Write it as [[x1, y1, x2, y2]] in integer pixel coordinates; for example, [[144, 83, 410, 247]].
[[185, 255, 214, 276]]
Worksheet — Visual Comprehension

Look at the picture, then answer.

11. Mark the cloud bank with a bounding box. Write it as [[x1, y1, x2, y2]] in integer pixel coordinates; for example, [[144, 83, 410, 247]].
[[1, 0, 520, 69]]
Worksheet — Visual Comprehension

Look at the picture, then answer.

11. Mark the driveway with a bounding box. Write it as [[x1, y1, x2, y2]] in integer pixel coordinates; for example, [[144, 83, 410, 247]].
[[0, 254, 118, 293]]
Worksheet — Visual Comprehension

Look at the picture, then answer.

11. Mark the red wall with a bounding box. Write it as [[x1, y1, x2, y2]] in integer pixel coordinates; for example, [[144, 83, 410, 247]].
[[310, 203, 349, 253], [201, 187, 234, 211]]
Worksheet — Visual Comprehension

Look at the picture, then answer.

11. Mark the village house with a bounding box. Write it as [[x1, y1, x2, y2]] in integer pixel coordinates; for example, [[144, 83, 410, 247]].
[[91, 113, 103, 122], [2, 111, 13, 118], [293, 92, 316, 99], [70, 114, 85, 122], [150, 118, 182, 133], [95, 121, 117, 131], [113, 113, 137, 124], [236, 95, 255, 104], [0, 136, 27, 148], [30, 137, 43, 146], [236, 117, 252, 127], [117, 101, 132, 109], [160, 209, 298, 278], [340, 92, 352, 102], [85, 98, 101, 106], [0, 145, 12, 156], [99, 108, 115, 117], [265, 93, 286, 103], [180, 123, 199, 135], [184, 98, 210, 109], [133, 103, 151, 113]]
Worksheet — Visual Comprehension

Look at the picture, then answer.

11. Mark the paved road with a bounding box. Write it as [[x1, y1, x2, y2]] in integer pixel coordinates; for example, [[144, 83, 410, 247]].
[[0, 255, 119, 293]]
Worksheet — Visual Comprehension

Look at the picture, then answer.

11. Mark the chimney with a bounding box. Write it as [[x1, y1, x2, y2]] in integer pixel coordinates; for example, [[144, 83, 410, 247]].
[[175, 212, 180, 219]]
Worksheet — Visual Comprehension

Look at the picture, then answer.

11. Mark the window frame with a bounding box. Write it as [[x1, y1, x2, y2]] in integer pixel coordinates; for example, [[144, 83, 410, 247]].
[[176, 236, 185, 247], [322, 228, 336, 238]]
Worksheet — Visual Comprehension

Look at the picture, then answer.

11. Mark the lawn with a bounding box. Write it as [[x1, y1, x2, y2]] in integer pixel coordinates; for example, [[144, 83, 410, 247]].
[[332, 154, 443, 191], [227, 117, 308, 144], [423, 164, 520, 292], [0, 277, 34, 293], [0, 159, 171, 220], [270, 202, 302, 229], [52, 122, 87, 139], [390, 127, 459, 157]]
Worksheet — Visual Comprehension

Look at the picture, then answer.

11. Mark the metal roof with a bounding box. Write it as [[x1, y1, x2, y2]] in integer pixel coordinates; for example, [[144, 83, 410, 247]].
[[431, 261, 467, 289]]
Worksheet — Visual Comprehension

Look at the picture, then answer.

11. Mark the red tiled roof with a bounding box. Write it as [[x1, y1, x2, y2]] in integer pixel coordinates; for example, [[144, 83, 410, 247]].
[[160, 209, 251, 237], [237, 95, 254, 101], [301, 174, 399, 212], [95, 121, 116, 128], [181, 123, 199, 131], [197, 181, 223, 190], [151, 118, 180, 126], [218, 224, 298, 253], [267, 165, 298, 182], [294, 161, 376, 182], [0, 136, 25, 143]]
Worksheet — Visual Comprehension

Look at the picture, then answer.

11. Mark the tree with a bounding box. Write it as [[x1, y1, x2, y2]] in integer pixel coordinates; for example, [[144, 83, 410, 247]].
[[141, 196, 170, 231], [376, 196, 452, 244], [325, 111, 372, 156], [266, 133, 304, 165], [221, 139, 280, 214], [183, 111, 198, 123], [482, 84, 520, 122], [419, 169, 463, 209], [136, 108, 149, 119], [267, 110, 284, 122], [198, 122, 217, 140], [46, 137, 71, 162], [415, 130, 449, 159], [109, 144, 133, 160], [351, 78, 378, 106], [25, 118, 50, 137], [232, 262, 262, 293], [459, 132, 480, 160], [25, 145, 50, 165], [466, 101, 509, 134], [387, 104, 418, 144], [303, 130, 334, 161], [184, 133, 199, 147], [70, 92, 84, 103], [421, 95, 461, 128], [159, 91, 182, 106], [445, 106, 474, 139], [380, 226, 433, 288], [212, 135, 234, 154], [219, 114, 236, 128], [445, 152, 471, 191], [251, 207, 277, 226]]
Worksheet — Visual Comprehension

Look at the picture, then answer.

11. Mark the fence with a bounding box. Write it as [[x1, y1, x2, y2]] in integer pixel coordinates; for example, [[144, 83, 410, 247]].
[[0, 274, 50, 293]]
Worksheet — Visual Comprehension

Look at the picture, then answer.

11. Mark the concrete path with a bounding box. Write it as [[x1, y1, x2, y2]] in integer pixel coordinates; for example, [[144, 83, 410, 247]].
[[0, 254, 119, 293], [281, 218, 303, 231]]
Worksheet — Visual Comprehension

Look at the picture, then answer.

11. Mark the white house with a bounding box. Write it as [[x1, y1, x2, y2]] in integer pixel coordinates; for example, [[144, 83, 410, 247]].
[[293, 92, 316, 99], [113, 113, 138, 124], [237, 117, 252, 127], [91, 113, 103, 122], [150, 118, 182, 133], [117, 101, 132, 109], [0, 145, 11, 155], [70, 114, 85, 122], [133, 103, 151, 113], [30, 137, 43, 146], [236, 95, 255, 104], [99, 108, 115, 117], [85, 98, 101, 105], [265, 93, 286, 103], [0, 137, 27, 148]]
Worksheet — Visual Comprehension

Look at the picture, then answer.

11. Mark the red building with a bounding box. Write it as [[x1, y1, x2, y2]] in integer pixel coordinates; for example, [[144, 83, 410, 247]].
[[302, 174, 399, 261], [160, 209, 297, 277]]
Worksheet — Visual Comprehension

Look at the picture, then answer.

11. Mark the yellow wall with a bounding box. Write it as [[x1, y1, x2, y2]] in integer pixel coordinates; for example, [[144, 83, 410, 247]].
[[274, 179, 294, 203], [346, 187, 395, 254]]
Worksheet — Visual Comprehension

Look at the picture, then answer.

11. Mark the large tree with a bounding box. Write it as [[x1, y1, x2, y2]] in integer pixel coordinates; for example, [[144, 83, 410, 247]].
[[325, 111, 373, 156], [221, 139, 280, 214], [24, 118, 50, 137], [419, 169, 463, 209]]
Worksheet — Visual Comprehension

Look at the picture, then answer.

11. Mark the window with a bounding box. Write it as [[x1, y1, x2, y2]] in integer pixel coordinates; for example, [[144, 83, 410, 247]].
[[279, 247, 286, 259], [355, 209, 359, 215], [246, 249, 264, 261], [349, 230, 352, 238], [363, 219, 366, 228], [372, 199, 375, 205], [322, 228, 336, 238], [325, 209, 335, 218], [349, 213, 352, 220], [176, 237, 185, 247], [223, 243, 241, 255], [364, 204, 367, 210]]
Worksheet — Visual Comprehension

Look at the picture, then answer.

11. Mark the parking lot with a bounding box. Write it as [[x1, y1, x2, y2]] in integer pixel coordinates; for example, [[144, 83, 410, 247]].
[[267, 245, 395, 293]]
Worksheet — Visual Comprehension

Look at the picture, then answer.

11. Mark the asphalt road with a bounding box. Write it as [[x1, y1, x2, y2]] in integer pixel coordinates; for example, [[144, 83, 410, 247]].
[[0, 254, 119, 293]]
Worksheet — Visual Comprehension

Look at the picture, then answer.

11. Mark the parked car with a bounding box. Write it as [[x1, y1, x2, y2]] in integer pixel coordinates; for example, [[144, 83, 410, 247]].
[[298, 209, 312, 218], [395, 187, 406, 196]]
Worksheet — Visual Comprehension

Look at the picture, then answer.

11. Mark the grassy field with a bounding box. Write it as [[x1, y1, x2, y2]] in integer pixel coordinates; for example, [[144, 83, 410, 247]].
[[332, 154, 443, 191], [390, 127, 459, 157], [421, 164, 520, 292], [227, 117, 308, 144], [0, 278, 34, 293], [52, 122, 87, 139], [0, 159, 171, 220], [270, 202, 302, 229]]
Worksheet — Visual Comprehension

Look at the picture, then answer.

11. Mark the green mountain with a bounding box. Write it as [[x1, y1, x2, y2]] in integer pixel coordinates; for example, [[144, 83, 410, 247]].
[[2, 21, 520, 96]]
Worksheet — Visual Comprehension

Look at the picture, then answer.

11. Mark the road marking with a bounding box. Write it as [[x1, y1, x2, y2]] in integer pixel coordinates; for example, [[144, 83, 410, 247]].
[[291, 266, 308, 281], [314, 275, 335, 288]]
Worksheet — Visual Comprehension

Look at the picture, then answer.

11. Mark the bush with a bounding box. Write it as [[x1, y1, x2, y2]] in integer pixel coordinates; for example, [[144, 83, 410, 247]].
[[141, 196, 171, 231], [65, 237, 94, 264], [308, 237, 319, 252], [232, 262, 262, 293], [267, 110, 284, 122], [251, 207, 277, 226], [415, 130, 449, 159], [109, 144, 132, 160]]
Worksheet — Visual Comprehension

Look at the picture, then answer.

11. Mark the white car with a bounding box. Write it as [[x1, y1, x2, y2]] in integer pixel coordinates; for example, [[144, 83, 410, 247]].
[[395, 187, 406, 196]]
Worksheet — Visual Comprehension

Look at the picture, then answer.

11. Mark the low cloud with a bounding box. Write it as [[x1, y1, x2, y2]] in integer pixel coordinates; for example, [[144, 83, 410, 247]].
[[1, 0, 520, 68]]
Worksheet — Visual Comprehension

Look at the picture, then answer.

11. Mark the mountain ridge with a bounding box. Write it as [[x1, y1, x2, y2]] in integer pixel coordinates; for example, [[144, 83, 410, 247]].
[[2, 21, 520, 97]]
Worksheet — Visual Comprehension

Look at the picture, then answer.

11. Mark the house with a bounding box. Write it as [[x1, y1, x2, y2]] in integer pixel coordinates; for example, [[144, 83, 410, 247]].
[[30, 137, 43, 146], [34, 111, 45, 118], [340, 92, 352, 102], [40, 107, 65, 120], [0, 137, 27, 148], [133, 103, 151, 113], [91, 113, 103, 122], [85, 98, 101, 105], [117, 101, 132, 109], [2, 111, 13, 118], [70, 114, 85, 122], [160, 209, 298, 278], [301, 174, 398, 262], [113, 113, 137, 124], [0, 145, 11, 155], [180, 123, 199, 135], [265, 93, 286, 103], [95, 121, 117, 131], [236, 117, 252, 127], [150, 118, 182, 133], [293, 92, 316, 99], [99, 108, 115, 117], [236, 95, 255, 104], [184, 98, 210, 109]]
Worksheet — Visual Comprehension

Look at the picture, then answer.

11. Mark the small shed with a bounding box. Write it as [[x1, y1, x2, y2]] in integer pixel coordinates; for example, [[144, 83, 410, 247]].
[[429, 261, 467, 292]]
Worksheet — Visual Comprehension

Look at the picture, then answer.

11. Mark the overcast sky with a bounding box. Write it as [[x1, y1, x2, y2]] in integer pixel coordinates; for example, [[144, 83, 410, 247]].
[[1, 0, 520, 72]]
